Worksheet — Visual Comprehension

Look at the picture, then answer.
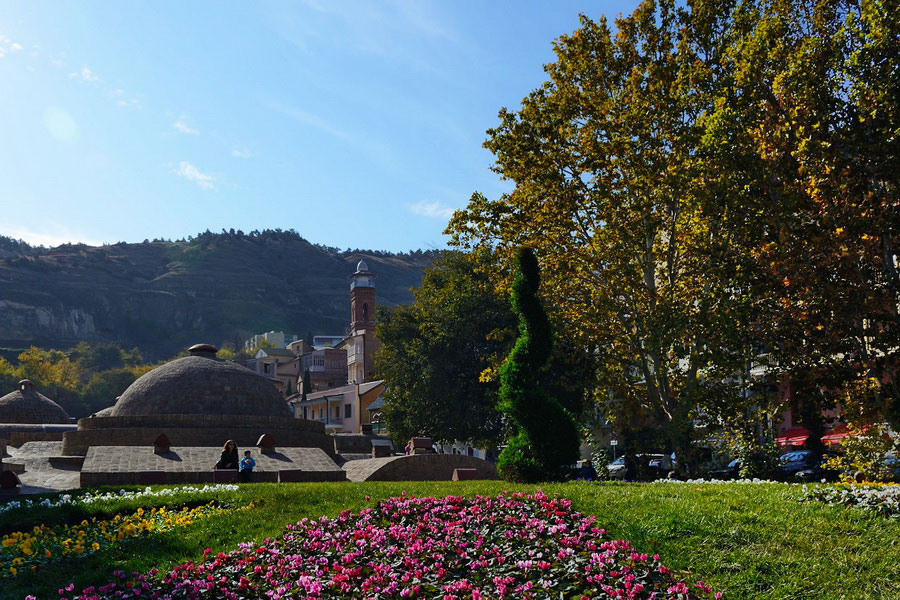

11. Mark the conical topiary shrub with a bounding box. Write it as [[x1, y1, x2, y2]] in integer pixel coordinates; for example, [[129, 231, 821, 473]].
[[496, 247, 580, 482]]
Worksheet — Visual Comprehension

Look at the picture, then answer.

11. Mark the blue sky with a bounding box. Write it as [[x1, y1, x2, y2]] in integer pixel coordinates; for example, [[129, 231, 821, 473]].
[[0, 1, 637, 252]]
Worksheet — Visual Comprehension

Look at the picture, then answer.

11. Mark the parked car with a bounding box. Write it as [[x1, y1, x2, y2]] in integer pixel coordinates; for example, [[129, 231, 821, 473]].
[[647, 454, 675, 478], [880, 455, 900, 481], [779, 450, 840, 482], [708, 459, 742, 480], [608, 456, 626, 479], [607, 453, 673, 480]]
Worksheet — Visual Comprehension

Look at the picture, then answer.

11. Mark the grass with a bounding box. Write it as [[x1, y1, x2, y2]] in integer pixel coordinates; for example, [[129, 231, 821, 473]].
[[2, 481, 898, 600]]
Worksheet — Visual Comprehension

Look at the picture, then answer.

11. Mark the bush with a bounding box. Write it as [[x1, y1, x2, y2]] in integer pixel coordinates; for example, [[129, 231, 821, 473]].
[[496, 248, 580, 482], [822, 424, 896, 483]]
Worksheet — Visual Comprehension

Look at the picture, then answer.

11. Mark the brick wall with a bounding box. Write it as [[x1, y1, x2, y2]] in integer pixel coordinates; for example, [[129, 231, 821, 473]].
[[62, 416, 336, 456], [344, 454, 498, 482]]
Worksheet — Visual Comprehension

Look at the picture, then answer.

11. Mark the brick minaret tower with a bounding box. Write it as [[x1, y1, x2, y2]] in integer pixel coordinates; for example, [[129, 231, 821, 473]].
[[350, 259, 376, 334], [348, 259, 378, 383]]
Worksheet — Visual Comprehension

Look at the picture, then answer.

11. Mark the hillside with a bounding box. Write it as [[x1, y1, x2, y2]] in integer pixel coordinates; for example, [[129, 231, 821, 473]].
[[0, 230, 435, 358]]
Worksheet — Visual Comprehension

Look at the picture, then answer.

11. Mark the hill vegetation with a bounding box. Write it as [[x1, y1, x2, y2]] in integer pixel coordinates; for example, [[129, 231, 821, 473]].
[[0, 229, 436, 359]]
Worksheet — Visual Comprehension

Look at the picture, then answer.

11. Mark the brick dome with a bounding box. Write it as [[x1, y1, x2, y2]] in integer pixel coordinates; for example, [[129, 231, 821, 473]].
[[0, 380, 71, 424], [110, 347, 290, 418]]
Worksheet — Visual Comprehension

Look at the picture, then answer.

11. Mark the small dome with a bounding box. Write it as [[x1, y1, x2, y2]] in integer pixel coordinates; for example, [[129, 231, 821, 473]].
[[188, 343, 218, 359], [356, 259, 369, 272], [0, 381, 70, 424], [111, 355, 290, 418]]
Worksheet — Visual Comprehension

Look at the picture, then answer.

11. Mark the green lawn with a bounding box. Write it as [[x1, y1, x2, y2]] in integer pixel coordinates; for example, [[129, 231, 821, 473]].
[[2, 481, 897, 599]]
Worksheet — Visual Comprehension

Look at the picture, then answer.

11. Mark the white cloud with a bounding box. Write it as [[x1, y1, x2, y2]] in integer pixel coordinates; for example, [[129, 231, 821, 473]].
[[231, 148, 252, 158], [172, 120, 199, 135], [69, 66, 99, 82], [43, 107, 79, 142], [0, 226, 103, 248], [173, 161, 216, 190], [409, 200, 454, 219], [0, 36, 25, 59]]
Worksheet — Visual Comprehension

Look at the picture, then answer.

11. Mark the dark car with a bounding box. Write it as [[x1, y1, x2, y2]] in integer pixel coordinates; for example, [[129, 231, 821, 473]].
[[779, 450, 839, 482], [708, 459, 742, 480], [881, 456, 900, 481]]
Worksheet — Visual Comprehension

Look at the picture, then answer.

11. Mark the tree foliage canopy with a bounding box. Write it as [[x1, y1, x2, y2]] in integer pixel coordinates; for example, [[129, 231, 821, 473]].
[[374, 251, 515, 447], [447, 0, 899, 449]]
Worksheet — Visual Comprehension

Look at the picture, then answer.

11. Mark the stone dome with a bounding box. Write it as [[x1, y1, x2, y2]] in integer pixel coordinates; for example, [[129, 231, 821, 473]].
[[110, 349, 290, 418], [0, 380, 71, 424]]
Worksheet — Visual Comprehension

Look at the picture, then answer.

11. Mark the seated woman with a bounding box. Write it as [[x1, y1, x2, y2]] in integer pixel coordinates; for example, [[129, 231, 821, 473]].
[[215, 439, 239, 469]]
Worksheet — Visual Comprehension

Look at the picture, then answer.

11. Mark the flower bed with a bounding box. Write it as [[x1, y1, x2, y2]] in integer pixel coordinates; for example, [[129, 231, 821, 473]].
[[2, 501, 250, 579], [801, 484, 900, 518], [52, 491, 720, 600], [0, 484, 240, 516]]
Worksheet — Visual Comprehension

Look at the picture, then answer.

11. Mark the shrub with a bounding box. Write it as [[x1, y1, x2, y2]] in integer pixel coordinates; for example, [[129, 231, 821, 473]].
[[496, 248, 580, 482]]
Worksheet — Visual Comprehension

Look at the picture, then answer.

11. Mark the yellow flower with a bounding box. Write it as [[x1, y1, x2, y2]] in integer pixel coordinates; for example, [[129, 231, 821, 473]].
[[91, 542, 100, 551], [9, 567, 16, 577]]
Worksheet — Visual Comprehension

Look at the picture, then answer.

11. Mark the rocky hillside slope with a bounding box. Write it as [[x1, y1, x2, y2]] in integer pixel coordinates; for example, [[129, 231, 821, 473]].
[[0, 230, 434, 358]]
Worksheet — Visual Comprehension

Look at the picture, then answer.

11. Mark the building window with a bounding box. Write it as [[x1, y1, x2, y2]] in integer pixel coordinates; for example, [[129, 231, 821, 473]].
[[344, 403, 352, 419], [363, 303, 369, 322], [334, 405, 340, 419], [263, 363, 271, 374]]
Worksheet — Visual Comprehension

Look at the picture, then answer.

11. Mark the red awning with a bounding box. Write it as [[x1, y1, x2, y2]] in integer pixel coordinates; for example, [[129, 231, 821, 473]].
[[775, 427, 811, 448], [821, 423, 889, 445], [821, 424, 850, 446]]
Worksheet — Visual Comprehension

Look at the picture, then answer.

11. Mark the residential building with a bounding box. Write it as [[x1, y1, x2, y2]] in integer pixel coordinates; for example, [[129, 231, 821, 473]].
[[291, 380, 384, 434], [300, 347, 348, 391], [313, 335, 345, 348], [247, 347, 300, 397], [244, 330, 299, 350]]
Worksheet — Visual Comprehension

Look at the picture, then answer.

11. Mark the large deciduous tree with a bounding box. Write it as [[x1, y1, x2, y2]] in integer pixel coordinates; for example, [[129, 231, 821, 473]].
[[448, 0, 899, 461], [448, 0, 761, 469], [374, 251, 514, 448], [728, 0, 899, 429]]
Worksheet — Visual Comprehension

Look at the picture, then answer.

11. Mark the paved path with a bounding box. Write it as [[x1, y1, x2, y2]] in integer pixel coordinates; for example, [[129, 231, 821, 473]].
[[2, 442, 81, 495]]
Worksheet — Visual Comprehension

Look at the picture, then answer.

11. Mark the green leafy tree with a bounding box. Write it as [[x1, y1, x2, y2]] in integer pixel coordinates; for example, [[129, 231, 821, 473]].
[[301, 369, 312, 401], [72, 342, 125, 377], [81, 368, 137, 414], [725, 0, 900, 429], [375, 251, 515, 448], [448, 1, 760, 472], [496, 248, 580, 482]]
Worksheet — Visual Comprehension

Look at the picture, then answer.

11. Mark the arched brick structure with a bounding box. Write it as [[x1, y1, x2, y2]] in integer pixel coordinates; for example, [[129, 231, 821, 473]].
[[342, 454, 498, 482]]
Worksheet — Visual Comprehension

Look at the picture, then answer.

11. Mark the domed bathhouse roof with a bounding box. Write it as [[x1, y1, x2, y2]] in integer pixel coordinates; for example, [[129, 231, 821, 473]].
[[0, 380, 70, 424], [110, 345, 290, 418]]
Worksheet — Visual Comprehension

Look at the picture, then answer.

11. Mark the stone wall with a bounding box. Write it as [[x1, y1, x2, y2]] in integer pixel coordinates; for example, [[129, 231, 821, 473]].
[[332, 433, 393, 454], [0, 423, 77, 448], [10, 432, 67, 446], [342, 454, 498, 482], [74, 414, 325, 432], [62, 415, 334, 456], [80, 445, 346, 486]]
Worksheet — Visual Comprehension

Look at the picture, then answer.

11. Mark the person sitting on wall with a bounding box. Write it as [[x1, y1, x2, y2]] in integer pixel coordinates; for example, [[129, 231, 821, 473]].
[[239, 450, 256, 482], [215, 439, 239, 469]]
